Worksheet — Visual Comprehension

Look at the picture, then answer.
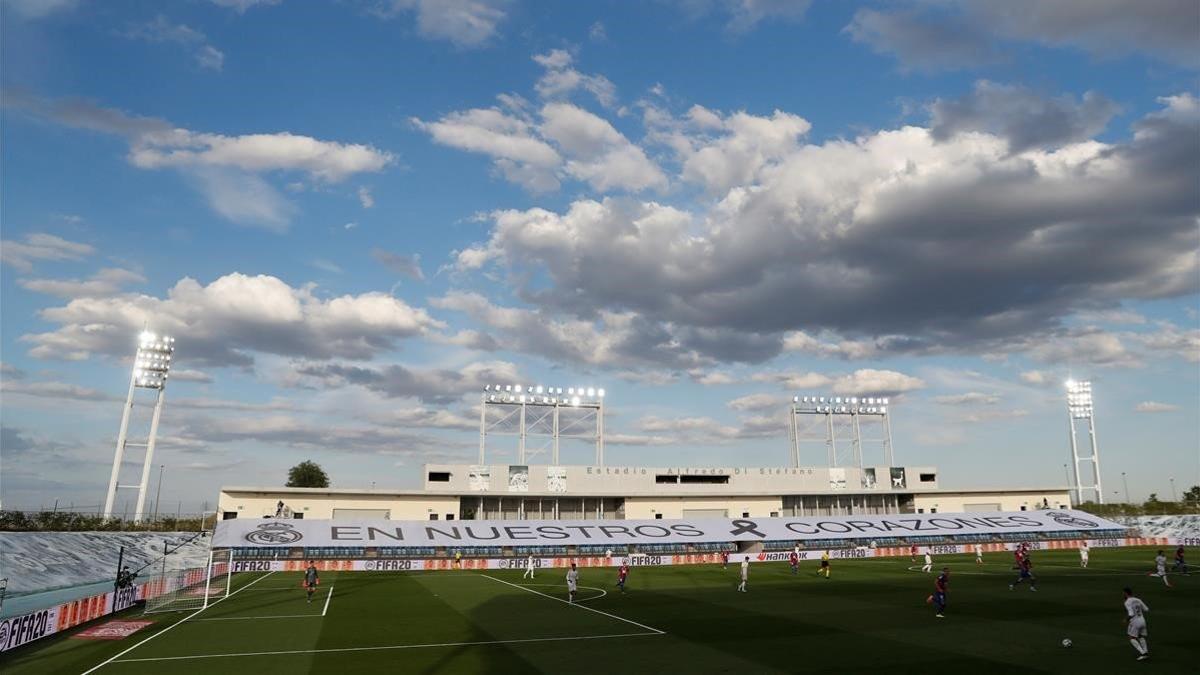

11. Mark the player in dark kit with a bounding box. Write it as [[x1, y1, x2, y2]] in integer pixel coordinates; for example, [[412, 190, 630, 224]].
[[721, 550, 729, 569], [1009, 555, 1037, 592], [617, 563, 629, 593], [304, 562, 320, 603], [789, 550, 799, 575], [930, 567, 949, 618], [1173, 545, 1189, 575]]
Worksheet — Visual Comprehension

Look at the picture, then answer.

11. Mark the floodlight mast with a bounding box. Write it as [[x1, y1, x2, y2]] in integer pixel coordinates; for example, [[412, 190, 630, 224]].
[[1065, 380, 1102, 505], [479, 385, 605, 465], [788, 395, 894, 470], [102, 331, 175, 521]]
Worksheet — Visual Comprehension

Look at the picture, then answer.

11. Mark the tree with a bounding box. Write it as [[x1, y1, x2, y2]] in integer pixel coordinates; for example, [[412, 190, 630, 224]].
[[286, 460, 330, 488], [1184, 485, 1200, 506]]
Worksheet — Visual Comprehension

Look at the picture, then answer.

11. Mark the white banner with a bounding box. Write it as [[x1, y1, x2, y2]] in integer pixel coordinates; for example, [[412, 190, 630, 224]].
[[213, 510, 1123, 549], [0, 606, 59, 652]]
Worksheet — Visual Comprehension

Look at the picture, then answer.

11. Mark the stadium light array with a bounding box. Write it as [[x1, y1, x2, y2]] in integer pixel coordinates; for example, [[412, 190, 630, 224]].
[[133, 331, 175, 389], [483, 384, 605, 407], [791, 394, 890, 415], [1065, 379, 1093, 419]]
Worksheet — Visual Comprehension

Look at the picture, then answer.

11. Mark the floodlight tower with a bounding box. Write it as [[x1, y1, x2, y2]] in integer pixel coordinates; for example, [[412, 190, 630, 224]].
[[479, 385, 605, 465], [1065, 380, 1103, 504], [788, 395, 894, 469], [102, 331, 175, 521]]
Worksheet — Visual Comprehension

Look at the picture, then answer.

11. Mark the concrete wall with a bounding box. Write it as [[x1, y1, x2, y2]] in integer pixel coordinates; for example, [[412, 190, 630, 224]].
[[910, 490, 1072, 513], [219, 492, 460, 521], [624, 496, 784, 520], [421, 463, 940, 495]]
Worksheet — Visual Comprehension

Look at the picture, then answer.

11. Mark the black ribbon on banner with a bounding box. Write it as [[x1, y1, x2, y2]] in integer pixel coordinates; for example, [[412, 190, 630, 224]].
[[730, 519, 765, 538]]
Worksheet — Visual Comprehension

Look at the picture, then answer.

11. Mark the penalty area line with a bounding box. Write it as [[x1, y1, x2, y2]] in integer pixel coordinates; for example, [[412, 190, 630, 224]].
[[481, 574, 664, 634], [81, 571, 276, 674], [111, 632, 662, 663]]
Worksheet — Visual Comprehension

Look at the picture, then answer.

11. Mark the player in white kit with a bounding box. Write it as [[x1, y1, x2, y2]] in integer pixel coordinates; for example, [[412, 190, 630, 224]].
[[1123, 587, 1150, 661], [1150, 551, 1173, 587], [1079, 542, 1089, 568], [974, 544, 983, 565], [523, 554, 535, 579], [922, 551, 933, 573], [737, 556, 749, 592], [566, 563, 579, 603]]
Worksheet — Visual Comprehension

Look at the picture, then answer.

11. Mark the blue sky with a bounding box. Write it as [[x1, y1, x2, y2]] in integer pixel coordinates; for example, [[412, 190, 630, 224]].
[[2, 0, 1198, 513]]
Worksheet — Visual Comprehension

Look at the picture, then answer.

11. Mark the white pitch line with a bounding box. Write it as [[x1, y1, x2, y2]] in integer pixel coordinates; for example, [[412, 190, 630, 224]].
[[112, 632, 661, 663], [517, 583, 608, 604], [322, 584, 334, 616], [193, 613, 323, 621], [81, 571, 275, 674], [481, 574, 664, 635]]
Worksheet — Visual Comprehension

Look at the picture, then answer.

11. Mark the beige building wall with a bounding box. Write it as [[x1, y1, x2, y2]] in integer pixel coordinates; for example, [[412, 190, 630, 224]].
[[220, 492, 459, 521], [624, 496, 784, 520], [911, 490, 1071, 513]]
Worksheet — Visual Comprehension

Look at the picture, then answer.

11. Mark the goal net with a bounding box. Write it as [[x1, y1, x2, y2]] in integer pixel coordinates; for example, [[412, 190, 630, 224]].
[[144, 548, 232, 614]]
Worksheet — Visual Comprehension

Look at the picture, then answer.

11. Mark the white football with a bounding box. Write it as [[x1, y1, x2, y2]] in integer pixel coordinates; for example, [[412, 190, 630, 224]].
[[1061, 638, 1073, 648]]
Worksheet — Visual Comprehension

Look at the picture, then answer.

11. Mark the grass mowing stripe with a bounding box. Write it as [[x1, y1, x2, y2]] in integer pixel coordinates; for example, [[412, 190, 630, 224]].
[[480, 574, 665, 634], [110, 631, 663, 663], [79, 571, 275, 674]]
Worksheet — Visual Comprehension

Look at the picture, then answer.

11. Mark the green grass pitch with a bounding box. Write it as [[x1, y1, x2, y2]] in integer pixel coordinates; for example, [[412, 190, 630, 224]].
[[4, 546, 1196, 674]]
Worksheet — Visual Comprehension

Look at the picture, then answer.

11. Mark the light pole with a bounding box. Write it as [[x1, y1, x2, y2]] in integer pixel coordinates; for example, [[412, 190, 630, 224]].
[[480, 384, 605, 465], [790, 395, 893, 470], [1122, 471, 1130, 504], [1169, 477, 1177, 503], [152, 464, 165, 522], [103, 331, 175, 521], [1065, 380, 1102, 504]]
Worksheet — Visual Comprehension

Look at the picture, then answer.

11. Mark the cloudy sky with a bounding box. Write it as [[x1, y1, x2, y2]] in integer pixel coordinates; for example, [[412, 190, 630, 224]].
[[2, 0, 1197, 513]]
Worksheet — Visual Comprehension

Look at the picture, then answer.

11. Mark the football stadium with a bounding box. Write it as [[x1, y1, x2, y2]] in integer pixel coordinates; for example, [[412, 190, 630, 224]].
[[3, 2, 1200, 674], [2, 377, 1197, 674]]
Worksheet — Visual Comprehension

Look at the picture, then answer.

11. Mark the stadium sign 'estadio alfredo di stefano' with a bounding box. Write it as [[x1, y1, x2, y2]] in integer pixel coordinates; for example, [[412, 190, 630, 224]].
[[212, 510, 1123, 548]]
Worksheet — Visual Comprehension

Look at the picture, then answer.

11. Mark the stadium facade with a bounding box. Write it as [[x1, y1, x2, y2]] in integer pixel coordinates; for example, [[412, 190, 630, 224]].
[[217, 463, 1071, 522]]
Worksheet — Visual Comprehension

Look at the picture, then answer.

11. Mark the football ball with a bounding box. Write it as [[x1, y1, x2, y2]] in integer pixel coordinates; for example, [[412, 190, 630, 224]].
[[1061, 638, 1073, 648]]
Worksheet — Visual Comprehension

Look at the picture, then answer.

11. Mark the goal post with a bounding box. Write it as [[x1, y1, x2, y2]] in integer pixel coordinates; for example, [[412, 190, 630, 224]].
[[143, 547, 232, 614]]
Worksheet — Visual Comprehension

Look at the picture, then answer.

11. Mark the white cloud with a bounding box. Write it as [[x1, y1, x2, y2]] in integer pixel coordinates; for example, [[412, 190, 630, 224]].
[[933, 392, 1000, 405], [540, 103, 667, 192], [432, 291, 708, 369], [831, 369, 924, 396], [1019, 370, 1052, 386], [452, 94, 1198, 367], [1134, 401, 1180, 413], [312, 259, 343, 274], [369, 0, 508, 48], [1, 0, 77, 19], [0, 379, 117, 402], [19, 268, 145, 298], [672, 108, 812, 193], [0, 233, 94, 272], [358, 186, 375, 208], [22, 272, 443, 367], [727, 393, 780, 412], [413, 106, 562, 192], [7, 95, 392, 229], [588, 21, 607, 42], [123, 15, 226, 72], [209, 0, 281, 12], [693, 371, 736, 385], [130, 130, 392, 181], [533, 49, 617, 108], [170, 368, 214, 383], [751, 370, 832, 390]]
